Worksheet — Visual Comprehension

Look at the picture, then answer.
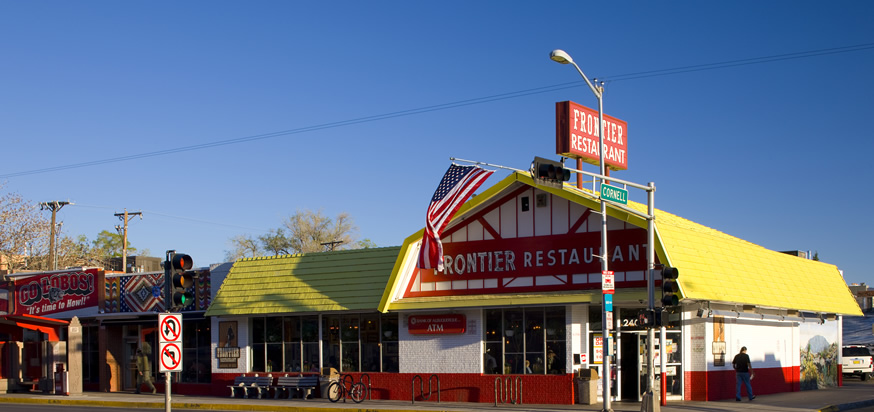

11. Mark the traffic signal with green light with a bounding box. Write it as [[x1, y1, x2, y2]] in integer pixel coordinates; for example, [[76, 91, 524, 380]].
[[661, 266, 680, 307], [530, 156, 571, 188], [164, 253, 195, 311]]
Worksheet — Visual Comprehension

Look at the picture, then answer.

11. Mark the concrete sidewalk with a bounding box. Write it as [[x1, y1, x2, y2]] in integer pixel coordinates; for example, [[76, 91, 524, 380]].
[[0, 381, 872, 412]]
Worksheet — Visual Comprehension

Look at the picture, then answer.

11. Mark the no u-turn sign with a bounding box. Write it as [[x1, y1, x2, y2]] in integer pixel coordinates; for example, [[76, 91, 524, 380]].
[[158, 313, 183, 373]]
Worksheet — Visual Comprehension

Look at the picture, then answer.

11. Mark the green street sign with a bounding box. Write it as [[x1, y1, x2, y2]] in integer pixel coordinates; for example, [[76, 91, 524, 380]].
[[600, 183, 628, 205]]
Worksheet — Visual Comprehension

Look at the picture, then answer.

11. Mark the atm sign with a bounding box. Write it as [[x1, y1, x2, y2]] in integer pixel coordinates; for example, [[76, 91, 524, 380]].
[[408, 314, 466, 335]]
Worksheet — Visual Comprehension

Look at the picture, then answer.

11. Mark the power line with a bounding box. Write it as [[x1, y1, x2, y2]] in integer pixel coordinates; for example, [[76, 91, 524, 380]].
[[1, 42, 871, 180]]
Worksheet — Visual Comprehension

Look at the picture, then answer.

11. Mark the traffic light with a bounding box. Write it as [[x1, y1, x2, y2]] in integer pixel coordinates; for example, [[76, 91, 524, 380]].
[[164, 252, 195, 311], [638, 309, 655, 328], [661, 266, 680, 307], [530, 156, 571, 188]]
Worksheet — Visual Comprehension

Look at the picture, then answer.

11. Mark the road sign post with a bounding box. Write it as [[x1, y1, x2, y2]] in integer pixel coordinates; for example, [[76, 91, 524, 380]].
[[159, 312, 182, 412]]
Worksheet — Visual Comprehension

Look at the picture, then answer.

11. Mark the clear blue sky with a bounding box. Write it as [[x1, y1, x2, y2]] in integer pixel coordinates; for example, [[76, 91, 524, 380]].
[[1, 1, 871, 285]]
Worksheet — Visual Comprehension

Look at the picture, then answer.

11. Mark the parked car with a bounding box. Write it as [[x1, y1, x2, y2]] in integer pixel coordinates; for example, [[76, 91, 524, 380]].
[[842, 345, 874, 381]]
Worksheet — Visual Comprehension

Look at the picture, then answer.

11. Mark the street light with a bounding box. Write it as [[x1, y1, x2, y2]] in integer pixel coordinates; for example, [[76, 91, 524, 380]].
[[550, 49, 612, 412]]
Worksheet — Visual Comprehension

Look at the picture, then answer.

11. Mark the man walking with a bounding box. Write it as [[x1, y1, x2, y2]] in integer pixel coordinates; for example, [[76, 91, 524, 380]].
[[135, 348, 156, 394], [732, 346, 755, 401]]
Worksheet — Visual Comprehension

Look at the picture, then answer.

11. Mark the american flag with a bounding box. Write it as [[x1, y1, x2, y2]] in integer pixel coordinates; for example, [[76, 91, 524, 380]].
[[417, 164, 494, 271]]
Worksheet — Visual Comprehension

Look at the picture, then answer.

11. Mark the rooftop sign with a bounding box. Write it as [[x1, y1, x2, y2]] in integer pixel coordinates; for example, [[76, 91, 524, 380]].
[[556, 101, 628, 170]]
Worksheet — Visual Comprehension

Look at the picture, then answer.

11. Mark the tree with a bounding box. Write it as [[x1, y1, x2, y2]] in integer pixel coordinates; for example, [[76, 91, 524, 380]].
[[283, 209, 358, 253], [55, 234, 106, 268], [259, 228, 292, 256], [0, 189, 50, 272], [224, 234, 262, 261], [91, 230, 136, 258], [225, 209, 364, 260], [356, 238, 378, 249]]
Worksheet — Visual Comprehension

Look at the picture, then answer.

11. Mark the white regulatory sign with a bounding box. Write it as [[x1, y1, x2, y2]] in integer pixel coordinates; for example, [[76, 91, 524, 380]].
[[602, 271, 615, 294], [159, 341, 183, 372], [159, 313, 183, 343]]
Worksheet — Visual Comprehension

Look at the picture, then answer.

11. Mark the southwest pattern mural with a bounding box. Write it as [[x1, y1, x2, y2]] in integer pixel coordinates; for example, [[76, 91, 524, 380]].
[[103, 272, 211, 313]]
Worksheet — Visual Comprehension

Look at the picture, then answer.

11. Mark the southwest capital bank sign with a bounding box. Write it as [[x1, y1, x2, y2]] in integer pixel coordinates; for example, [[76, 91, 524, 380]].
[[408, 228, 653, 298]]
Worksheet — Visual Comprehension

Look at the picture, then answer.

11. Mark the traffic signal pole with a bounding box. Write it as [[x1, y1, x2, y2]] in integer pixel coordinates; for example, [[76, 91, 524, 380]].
[[646, 185, 658, 411], [164, 250, 173, 412]]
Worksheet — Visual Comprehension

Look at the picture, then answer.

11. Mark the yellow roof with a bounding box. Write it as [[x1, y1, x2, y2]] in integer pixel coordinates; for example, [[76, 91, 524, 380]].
[[381, 172, 862, 316], [654, 207, 861, 315], [206, 247, 400, 317]]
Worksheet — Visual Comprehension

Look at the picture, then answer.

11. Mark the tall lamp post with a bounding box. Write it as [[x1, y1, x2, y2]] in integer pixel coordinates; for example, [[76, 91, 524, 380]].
[[550, 49, 613, 412]]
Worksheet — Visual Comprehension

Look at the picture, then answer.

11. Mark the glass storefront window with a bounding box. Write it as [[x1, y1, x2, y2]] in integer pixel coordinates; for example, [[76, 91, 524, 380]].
[[340, 315, 360, 372], [381, 314, 399, 372], [251, 313, 398, 373], [301, 316, 319, 373], [483, 307, 565, 375]]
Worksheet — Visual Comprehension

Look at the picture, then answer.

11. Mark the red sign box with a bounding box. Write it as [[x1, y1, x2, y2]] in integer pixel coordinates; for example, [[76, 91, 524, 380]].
[[556, 100, 628, 170], [14, 268, 99, 316], [408, 314, 466, 335]]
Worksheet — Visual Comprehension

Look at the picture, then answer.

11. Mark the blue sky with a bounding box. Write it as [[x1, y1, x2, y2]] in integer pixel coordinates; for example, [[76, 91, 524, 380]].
[[1, 1, 871, 285]]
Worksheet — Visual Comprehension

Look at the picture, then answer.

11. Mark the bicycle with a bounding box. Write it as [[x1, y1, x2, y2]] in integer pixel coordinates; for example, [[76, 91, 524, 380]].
[[327, 375, 366, 403]]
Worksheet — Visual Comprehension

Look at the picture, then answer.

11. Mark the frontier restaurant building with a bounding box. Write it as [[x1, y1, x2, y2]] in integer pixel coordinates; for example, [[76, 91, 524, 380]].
[[206, 171, 861, 404]]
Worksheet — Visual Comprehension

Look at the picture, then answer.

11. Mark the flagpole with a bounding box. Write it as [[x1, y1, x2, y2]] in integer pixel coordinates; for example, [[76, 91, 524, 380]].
[[449, 157, 525, 173]]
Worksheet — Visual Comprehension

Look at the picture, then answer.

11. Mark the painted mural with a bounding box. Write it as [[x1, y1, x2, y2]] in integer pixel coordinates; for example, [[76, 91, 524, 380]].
[[103, 272, 210, 313], [799, 320, 839, 390]]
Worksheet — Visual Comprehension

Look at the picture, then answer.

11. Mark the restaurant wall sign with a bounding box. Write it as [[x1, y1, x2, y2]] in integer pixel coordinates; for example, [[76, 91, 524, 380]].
[[14, 268, 99, 316], [406, 228, 653, 298]]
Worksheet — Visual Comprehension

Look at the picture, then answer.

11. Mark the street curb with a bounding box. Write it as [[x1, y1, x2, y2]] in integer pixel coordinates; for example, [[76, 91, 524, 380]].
[[819, 398, 874, 412], [0, 396, 431, 412]]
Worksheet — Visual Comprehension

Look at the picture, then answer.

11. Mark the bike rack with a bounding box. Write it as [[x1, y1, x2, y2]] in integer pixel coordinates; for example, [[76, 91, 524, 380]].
[[411, 374, 440, 404], [494, 376, 522, 406], [359, 373, 372, 400], [336, 374, 356, 403]]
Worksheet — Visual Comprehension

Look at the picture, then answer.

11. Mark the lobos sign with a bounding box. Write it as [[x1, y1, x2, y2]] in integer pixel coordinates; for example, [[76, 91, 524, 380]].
[[14, 268, 98, 316], [556, 100, 628, 170], [408, 314, 466, 335]]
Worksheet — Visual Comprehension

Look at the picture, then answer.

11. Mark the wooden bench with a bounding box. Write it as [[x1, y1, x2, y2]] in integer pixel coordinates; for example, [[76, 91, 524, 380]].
[[271, 374, 320, 399], [227, 375, 273, 399]]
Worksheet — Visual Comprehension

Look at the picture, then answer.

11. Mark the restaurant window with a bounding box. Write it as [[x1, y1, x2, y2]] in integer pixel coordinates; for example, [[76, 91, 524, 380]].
[[283, 317, 302, 372], [483, 307, 565, 375], [301, 316, 319, 372], [251, 317, 266, 372], [361, 314, 380, 372], [340, 315, 360, 372], [381, 314, 399, 372], [251, 313, 399, 374]]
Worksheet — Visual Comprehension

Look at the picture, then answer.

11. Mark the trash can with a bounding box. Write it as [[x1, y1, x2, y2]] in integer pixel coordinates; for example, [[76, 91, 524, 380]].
[[318, 367, 339, 398], [54, 363, 68, 396], [575, 368, 599, 405]]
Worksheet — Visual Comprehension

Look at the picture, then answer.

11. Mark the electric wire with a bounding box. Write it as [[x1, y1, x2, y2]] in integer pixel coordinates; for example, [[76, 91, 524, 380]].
[[1, 42, 871, 179]]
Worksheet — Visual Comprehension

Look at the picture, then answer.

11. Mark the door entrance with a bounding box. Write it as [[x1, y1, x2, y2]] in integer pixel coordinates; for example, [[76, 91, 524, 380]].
[[617, 329, 683, 401]]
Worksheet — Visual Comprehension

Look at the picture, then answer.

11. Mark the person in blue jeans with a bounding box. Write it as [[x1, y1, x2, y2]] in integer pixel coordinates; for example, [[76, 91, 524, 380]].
[[732, 346, 755, 401]]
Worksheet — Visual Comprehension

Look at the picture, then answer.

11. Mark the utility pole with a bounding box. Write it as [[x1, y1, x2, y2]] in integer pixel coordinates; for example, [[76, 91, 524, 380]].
[[320, 240, 343, 251], [39, 200, 71, 271], [114, 209, 142, 273]]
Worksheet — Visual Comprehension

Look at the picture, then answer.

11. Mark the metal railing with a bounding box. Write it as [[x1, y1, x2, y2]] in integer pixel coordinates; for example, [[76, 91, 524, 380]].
[[494, 376, 522, 406], [411, 374, 440, 404]]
